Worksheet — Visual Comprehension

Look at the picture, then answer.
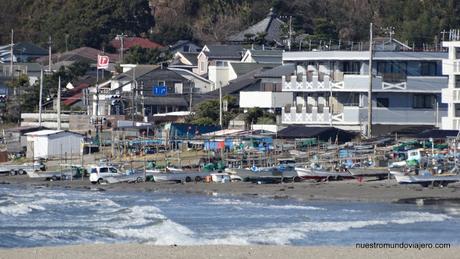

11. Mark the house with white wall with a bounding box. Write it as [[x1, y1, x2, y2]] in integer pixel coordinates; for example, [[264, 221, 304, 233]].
[[194, 45, 244, 89]]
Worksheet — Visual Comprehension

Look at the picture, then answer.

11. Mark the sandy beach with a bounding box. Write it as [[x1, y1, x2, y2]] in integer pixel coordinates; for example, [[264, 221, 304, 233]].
[[0, 244, 458, 259], [1, 175, 460, 204]]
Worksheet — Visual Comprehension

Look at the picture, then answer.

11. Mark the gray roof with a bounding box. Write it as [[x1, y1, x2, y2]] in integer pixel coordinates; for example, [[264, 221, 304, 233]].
[[205, 45, 244, 59], [114, 65, 158, 81], [14, 42, 47, 56], [180, 52, 198, 66], [255, 63, 295, 78], [246, 49, 283, 63], [228, 10, 285, 43], [230, 62, 279, 77]]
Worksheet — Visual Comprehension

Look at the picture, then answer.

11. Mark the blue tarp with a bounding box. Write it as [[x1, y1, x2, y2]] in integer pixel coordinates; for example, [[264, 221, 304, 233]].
[[169, 123, 221, 139]]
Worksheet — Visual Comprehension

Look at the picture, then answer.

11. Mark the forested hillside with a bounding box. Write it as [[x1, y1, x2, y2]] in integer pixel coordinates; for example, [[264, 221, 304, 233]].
[[1, 0, 460, 51]]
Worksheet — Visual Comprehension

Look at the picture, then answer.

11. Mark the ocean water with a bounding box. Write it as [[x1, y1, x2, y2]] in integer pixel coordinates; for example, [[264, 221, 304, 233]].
[[0, 185, 459, 248]]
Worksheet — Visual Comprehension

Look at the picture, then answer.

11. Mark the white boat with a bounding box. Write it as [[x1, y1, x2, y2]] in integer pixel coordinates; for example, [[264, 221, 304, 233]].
[[151, 171, 211, 183], [394, 171, 460, 187], [295, 164, 354, 181], [26, 168, 77, 180], [210, 172, 242, 183]]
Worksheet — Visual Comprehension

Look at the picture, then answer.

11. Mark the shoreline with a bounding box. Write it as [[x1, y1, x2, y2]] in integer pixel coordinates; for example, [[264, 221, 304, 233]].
[[1, 175, 460, 205], [0, 244, 459, 259]]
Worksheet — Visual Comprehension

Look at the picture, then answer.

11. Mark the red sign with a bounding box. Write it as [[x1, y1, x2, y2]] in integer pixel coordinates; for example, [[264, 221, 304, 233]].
[[97, 55, 109, 69]]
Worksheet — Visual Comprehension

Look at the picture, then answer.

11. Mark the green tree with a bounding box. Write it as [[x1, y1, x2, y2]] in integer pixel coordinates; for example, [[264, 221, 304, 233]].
[[190, 95, 239, 127], [124, 46, 171, 65]]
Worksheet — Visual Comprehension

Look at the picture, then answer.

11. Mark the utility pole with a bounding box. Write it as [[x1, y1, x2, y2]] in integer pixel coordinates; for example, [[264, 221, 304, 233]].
[[10, 29, 14, 81], [95, 66, 99, 119], [288, 16, 292, 51], [57, 76, 61, 130], [48, 36, 52, 72], [38, 69, 43, 127], [116, 33, 127, 63], [219, 81, 223, 128], [367, 23, 373, 138], [189, 80, 193, 112], [131, 67, 136, 126]]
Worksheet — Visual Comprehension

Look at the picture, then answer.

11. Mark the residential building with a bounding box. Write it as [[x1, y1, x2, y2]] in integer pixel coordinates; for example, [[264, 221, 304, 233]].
[[110, 37, 164, 52], [441, 40, 460, 130], [238, 64, 295, 123], [99, 65, 202, 120], [278, 47, 448, 134], [195, 45, 244, 88], [36, 47, 119, 71], [241, 49, 283, 64], [170, 52, 199, 71], [227, 8, 285, 46], [169, 40, 201, 53]]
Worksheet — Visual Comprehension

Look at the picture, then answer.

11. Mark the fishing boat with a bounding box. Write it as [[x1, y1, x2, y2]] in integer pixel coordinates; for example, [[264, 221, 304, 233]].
[[150, 170, 211, 183], [26, 167, 79, 181], [295, 163, 354, 181], [347, 167, 389, 179], [393, 170, 460, 187]]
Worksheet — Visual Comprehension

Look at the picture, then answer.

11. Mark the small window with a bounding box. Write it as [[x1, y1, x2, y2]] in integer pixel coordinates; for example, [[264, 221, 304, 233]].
[[200, 61, 206, 72], [376, 98, 389, 108], [413, 94, 434, 109], [109, 168, 117, 174], [99, 167, 108, 173], [158, 81, 165, 86]]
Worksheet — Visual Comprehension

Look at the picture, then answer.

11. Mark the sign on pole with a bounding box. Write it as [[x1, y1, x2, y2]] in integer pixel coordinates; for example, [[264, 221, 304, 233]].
[[97, 55, 110, 69]]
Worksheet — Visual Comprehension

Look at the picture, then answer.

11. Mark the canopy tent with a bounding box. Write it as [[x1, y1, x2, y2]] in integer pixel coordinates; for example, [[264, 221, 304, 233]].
[[277, 126, 358, 144]]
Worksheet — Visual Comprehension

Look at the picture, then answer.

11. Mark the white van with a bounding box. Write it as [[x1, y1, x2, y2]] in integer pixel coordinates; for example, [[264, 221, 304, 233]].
[[89, 165, 121, 184]]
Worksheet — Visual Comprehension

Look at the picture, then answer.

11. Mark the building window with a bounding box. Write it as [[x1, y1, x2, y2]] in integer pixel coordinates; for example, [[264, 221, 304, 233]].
[[158, 81, 165, 86], [215, 61, 228, 67], [376, 98, 389, 108], [200, 61, 206, 72], [413, 94, 434, 109], [421, 62, 437, 76]]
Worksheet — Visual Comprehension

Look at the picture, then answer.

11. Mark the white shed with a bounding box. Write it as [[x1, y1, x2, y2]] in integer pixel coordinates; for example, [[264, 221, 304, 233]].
[[25, 130, 84, 159]]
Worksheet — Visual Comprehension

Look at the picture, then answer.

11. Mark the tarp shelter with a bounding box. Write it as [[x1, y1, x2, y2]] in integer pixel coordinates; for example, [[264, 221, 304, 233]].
[[169, 123, 221, 139], [277, 126, 357, 144], [413, 129, 459, 139], [25, 130, 84, 159]]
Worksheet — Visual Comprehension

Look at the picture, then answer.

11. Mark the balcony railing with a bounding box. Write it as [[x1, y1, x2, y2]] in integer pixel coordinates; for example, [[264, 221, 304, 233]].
[[282, 106, 444, 125], [283, 74, 446, 92]]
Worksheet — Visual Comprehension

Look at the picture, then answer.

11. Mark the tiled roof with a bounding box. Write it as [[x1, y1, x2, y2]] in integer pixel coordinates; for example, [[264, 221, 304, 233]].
[[111, 37, 164, 50], [205, 45, 244, 59], [228, 10, 285, 43], [255, 63, 295, 78], [63, 92, 83, 106]]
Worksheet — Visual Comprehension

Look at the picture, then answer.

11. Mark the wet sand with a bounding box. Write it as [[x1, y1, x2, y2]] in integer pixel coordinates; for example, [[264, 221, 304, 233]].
[[1, 175, 460, 204], [0, 244, 458, 259]]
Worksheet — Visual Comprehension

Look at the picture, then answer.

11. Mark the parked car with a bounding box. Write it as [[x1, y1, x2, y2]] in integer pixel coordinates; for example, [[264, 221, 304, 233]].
[[89, 165, 122, 184]]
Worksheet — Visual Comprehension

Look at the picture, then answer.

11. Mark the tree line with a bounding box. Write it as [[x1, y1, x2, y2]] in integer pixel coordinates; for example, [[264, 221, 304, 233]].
[[2, 0, 460, 52]]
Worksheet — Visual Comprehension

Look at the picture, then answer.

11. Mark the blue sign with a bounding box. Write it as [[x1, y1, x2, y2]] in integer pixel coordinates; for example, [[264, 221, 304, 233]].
[[153, 86, 167, 96]]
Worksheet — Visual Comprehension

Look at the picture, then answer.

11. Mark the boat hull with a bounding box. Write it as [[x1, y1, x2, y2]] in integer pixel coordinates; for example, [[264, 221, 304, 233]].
[[347, 168, 389, 178], [295, 167, 354, 180]]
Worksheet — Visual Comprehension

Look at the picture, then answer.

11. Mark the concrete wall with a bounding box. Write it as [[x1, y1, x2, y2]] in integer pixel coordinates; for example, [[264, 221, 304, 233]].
[[240, 92, 293, 108]]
